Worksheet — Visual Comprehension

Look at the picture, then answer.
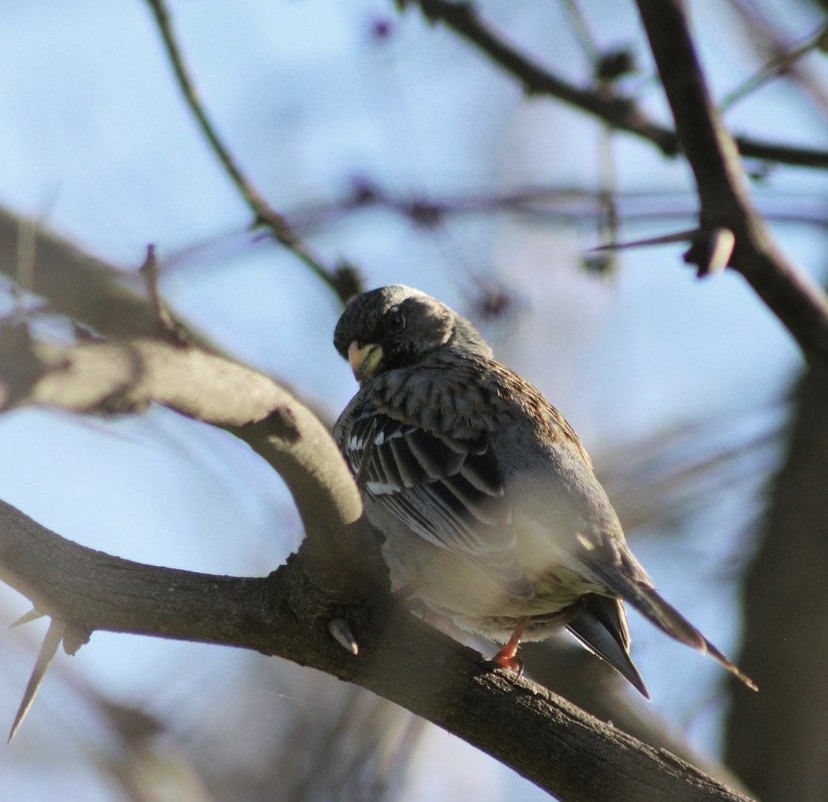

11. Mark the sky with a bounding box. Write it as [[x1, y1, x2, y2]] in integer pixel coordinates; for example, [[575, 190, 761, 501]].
[[0, 1, 826, 800]]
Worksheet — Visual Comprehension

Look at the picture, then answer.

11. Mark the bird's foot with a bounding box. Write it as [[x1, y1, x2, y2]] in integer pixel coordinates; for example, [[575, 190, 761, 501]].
[[490, 644, 525, 678], [488, 616, 531, 678]]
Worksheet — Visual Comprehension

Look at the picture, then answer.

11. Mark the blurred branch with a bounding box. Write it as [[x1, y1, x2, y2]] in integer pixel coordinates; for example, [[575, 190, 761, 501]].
[[635, 0, 828, 365], [399, 0, 828, 170], [0, 208, 334, 426], [143, 0, 362, 305], [720, 19, 828, 113], [723, 1, 828, 119], [725, 365, 828, 800], [0, 207, 168, 342], [598, 403, 784, 537], [0, 333, 755, 802], [248, 180, 828, 234]]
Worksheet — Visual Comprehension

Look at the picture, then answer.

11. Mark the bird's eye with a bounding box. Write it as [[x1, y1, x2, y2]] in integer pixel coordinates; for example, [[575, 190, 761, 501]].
[[386, 307, 406, 332]]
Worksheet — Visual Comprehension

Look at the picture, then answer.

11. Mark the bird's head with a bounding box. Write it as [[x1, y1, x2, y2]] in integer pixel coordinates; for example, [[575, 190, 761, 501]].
[[334, 285, 492, 383]]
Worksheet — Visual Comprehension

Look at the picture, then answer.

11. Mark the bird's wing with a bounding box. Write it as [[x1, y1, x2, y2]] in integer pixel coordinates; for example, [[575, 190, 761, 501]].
[[334, 396, 533, 599]]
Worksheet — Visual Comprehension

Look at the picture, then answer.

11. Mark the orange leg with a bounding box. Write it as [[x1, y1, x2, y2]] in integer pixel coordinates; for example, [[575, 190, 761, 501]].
[[491, 616, 531, 676]]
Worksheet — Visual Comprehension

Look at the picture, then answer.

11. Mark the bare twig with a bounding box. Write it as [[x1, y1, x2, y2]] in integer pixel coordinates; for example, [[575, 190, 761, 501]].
[[720, 20, 828, 112], [724, 0, 828, 119], [143, 0, 362, 304], [138, 243, 193, 344], [255, 181, 828, 233], [399, 0, 828, 170]]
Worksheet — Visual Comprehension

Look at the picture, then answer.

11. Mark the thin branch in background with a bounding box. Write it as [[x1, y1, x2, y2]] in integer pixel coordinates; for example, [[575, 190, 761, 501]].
[[562, 0, 600, 62], [143, 0, 362, 305], [154, 182, 828, 282], [561, 0, 622, 275], [401, 0, 828, 170], [724, 0, 828, 119], [720, 20, 828, 112]]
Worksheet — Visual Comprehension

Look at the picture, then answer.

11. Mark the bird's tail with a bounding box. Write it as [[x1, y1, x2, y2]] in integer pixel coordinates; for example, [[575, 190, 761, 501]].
[[590, 562, 758, 692]]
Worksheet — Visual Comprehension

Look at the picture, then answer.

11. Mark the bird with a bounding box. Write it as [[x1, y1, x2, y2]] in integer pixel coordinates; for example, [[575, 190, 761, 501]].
[[332, 284, 756, 697]]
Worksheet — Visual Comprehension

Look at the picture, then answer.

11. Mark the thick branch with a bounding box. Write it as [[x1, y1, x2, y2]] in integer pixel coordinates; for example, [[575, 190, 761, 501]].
[[635, 0, 828, 364], [0, 334, 755, 801], [0, 499, 754, 802]]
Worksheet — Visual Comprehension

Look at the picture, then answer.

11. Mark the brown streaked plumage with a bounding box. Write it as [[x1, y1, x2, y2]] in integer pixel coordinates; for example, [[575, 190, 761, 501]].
[[333, 285, 756, 697]]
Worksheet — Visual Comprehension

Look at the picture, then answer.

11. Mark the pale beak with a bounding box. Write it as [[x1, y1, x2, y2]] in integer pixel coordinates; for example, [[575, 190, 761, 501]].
[[347, 341, 384, 382]]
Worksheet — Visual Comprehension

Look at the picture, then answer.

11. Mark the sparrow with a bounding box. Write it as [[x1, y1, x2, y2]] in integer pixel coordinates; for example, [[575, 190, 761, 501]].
[[333, 285, 755, 696]]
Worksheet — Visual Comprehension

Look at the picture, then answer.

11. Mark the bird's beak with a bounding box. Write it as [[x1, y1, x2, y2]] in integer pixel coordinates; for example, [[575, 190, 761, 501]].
[[348, 341, 383, 382]]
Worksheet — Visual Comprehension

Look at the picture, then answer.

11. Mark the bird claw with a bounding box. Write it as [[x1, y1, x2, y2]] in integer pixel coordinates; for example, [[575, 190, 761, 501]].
[[489, 645, 525, 679]]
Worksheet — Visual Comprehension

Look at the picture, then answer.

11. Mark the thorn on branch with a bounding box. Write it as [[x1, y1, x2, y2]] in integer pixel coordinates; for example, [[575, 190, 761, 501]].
[[587, 226, 736, 278], [9, 619, 63, 742], [8, 613, 93, 742], [10, 607, 45, 628], [587, 227, 701, 254], [328, 618, 359, 655], [139, 244, 193, 345], [683, 228, 736, 278]]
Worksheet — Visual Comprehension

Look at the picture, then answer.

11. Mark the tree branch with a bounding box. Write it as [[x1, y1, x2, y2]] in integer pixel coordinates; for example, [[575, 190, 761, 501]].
[[401, 0, 828, 170], [0, 207, 167, 342], [0, 501, 753, 802], [143, 0, 362, 304], [634, 0, 828, 364], [0, 332, 755, 801]]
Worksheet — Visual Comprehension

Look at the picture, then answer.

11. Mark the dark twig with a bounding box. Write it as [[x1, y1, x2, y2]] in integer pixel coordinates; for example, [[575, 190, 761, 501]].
[[635, 0, 828, 364], [400, 0, 828, 170], [720, 20, 828, 112], [138, 244, 193, 344], [143, 0, 362, 304], [724, 0, 828, 119]]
